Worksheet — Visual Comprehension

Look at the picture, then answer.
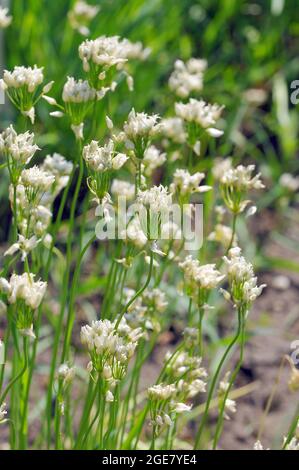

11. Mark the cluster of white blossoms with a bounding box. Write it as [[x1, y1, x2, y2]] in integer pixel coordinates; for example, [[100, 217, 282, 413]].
[[118, 109, 160, 158], [0, 273, 47, 310], [279, 173, 299, 193], [220, 164, 264, 214], [58, 363, 76, 387], [143, 145, 166, 177], [111, 179, 135, 201], [179, 255, 224, 303], [7, 149, 72, 240], [68, 0, 99, 36], [136, 185, 172, 241], [4, 234, 39, 261], [78, 35, 149, 91], [0, 402, 7, 423], [165, 350, 207, 399], [169, 58, 207, 98], [175, 98, 224, 135], [20, 166, 55, 194], [124, 287, 168, 334], [170, 169, 211, 201], [218, 371, 237, 420], [81, 318, 144, 381], [42, 153, 74, 199], [0, 125, 39, 182], [62, 76, 97, 103], [0, 6, 12, 28], [83, 139, 128, 173], [0, 66, 52, 123], [160, 117, 186, 145], [223, 247, 266, 309]]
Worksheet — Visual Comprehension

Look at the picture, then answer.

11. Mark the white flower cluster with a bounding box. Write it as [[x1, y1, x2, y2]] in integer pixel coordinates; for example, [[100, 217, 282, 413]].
[[4, 234, 39, 261], [143, 145, 166, 177], [79, 35, 149, 72], [0, 273, 47, 310], [220, 164, 264, 213], [124, 287, 168, 333], [165, 351, 207, 398], [20, 166, 55, 193], [137, 185, 171, 212], [179, 255, 224, 300], [0, 66, 52, 123], [280, 173, 299, 192], [58, 363, 76, 386], [68, 0, 99, 36], [218, 371, 237, 420], [9, 153, 72, 240], [169, 58, 207, 98], [170, 169, 211, 198], [81, 318, 143, 380], [0, 6, 12, 28], [2, 65, 44, 92], [83, 139, 128, 173], [223, 247, 266, 308], [111, 179, 135, 201], [62, 76, 97, 103], [118, 109, 160, 158], [160, 117, 186, 145], [0, 125, 39, 170], [220, 164, 264, 191], [175, 98, 224, 136], [0, 402, 7, 423]]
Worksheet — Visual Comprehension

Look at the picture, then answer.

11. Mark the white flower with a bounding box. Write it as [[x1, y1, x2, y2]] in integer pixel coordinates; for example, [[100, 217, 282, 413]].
[[123, 109, 160, 144], [68, 1, 99, 36], [58, 364, 76, 385], [81, 318, 143, 377], [143, 145, 166, 176], [285, 437, 299, 450], [62, 76, 96, 103], [83, 139, 128, 172], [212, 157, 232, 181], [79, 36, 149, 73], [4, 235, 39, 261], [137, 185, 172, 213], [280, 173, 299, 192], [148, 383, 176, 401], [42, 153, 73, 179], [223, 247, 266, 305], [169, 58, 207, 98], [0, 6, 12, 28], [175, 98, 224, 132], [0, 403, 7, 423], [0, 125, 39, 165], [220, 164, 265, 191], [20, 166, 55, 193], [105, 390, 114, 402], [111, 179, 135, 201], [253, 440, 265, 450], [160, 117, 186, 144], [170, 169, 211, 197], [179, 256, 225, 290], [172, 402, 192, 413], [2, 65, 44, 93], [3, 272, 47, 310]]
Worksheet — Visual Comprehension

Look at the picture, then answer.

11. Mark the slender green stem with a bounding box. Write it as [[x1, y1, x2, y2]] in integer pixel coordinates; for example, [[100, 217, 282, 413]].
[[0, 336, 28, 404], [212, 310, 246, 449], [194, 312, 242, 449]]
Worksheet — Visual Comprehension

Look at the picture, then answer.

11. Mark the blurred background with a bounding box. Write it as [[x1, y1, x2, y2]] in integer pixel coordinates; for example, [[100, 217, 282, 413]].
[[1, 0, 299, 449]]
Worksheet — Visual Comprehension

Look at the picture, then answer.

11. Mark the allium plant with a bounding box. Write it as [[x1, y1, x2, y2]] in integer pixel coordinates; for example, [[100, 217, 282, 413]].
[[0, 15, 297, 453]]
